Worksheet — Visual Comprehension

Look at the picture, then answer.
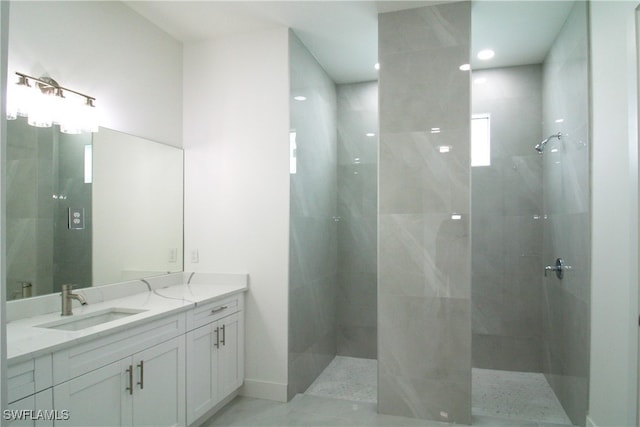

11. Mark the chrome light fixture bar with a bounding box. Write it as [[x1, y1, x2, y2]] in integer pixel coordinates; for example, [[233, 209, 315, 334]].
[[7, 71, 98, 134]]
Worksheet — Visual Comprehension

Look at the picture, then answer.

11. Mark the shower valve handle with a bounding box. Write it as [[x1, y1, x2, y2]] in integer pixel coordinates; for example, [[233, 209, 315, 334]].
[[544, 258, 572, 279]]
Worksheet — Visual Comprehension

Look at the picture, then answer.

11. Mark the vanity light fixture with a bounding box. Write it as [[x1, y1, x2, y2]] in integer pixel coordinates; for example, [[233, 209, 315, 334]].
[[6, 72, 98, 134]]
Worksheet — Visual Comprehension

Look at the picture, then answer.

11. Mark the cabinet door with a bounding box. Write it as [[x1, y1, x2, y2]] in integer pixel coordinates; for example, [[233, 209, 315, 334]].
[[185, 323, 218, 426], [52, 359, 131, 427], [5, 388, 53, 427], [219, 312, 243, 397], [132, 336, 185, 427]]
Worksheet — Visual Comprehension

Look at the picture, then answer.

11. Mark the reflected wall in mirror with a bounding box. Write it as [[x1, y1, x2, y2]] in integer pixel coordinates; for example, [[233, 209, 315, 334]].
[[6, 119, 184, 300], [92, 128, 183, 286]]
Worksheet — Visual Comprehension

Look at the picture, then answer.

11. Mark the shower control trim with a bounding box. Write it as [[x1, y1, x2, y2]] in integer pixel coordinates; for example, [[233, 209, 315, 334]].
[[544, 257, 572, 279]]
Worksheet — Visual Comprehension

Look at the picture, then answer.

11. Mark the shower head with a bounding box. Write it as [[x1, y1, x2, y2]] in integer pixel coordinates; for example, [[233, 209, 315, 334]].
[[535, 132, 563, 153]]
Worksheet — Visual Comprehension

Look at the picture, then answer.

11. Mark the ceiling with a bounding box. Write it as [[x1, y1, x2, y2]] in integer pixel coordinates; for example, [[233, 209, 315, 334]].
[[125, 0, 575, 84]]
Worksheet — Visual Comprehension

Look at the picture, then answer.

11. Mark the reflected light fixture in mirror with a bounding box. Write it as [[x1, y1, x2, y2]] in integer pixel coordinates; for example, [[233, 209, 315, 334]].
[[6, 72, 98, 134], [477, 49, 495, 60]]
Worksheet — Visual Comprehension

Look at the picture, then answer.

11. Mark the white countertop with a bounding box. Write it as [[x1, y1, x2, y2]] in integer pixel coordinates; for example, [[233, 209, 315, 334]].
[[7, 282, 247, 364]]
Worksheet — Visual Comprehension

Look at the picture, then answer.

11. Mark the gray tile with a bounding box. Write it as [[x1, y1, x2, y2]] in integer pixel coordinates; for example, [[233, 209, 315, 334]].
[[378, 296, 471, 380], [378, 372, 471, 424], [378, 3, 471, 422], [379, 2, 470, 55], [379, 214, 470, 299], [379, 130, 470, 215]]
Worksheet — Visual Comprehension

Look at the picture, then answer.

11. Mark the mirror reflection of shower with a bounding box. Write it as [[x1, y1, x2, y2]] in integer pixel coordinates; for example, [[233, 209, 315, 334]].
[[535, 132, 563, 153]]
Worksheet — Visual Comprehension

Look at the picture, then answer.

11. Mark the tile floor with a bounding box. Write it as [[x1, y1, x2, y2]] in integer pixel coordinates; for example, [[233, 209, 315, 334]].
[[203, 357, 575, 427], [305, 357, 377, 404]]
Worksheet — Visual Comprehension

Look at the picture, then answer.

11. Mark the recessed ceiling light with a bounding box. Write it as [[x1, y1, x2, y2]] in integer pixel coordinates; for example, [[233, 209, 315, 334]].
[[555, 118, 564, 123], [438, 145, 451, 153], [474, 77, 487, 84], [374, 63, 380, 70], [459, 64, 471, 71], [293, 96, 307, 101], [451, 213, 462, 220], [366, 132, 376, 137], [431, 127, 441, 134], [477, 49, 495, 60]]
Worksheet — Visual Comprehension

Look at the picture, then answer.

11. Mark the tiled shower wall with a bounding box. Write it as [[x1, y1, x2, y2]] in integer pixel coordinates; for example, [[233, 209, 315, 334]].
[[287, 32, 338, 399], [471, 65, 544, 372], [541, 2, 590, 425], [336, 82, 378, 359], [378, 2, 471, 423]]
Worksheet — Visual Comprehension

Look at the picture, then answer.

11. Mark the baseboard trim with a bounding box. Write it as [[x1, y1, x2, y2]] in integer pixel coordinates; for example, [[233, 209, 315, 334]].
[[240, 379, 288, 402], [586, 414, 597, 427]]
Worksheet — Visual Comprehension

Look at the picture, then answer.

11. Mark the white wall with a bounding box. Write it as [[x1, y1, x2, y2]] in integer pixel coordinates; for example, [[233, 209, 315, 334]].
[[183, 28, 291, 402], [7, 1, 182, 147], [589, 2, 639, 426]]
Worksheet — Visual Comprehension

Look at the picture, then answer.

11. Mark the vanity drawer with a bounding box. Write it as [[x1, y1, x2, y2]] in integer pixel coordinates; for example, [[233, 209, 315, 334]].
[[8, 354, 52, 403], [52, 313, 185, 385], [187, 295, 242, 331]]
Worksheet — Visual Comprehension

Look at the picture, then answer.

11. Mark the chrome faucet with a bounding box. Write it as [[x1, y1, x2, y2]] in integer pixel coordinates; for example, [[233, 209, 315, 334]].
[[61, 284, 88, 316]]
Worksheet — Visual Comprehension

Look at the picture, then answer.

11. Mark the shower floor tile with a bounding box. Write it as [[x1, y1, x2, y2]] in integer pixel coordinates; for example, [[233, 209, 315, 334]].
[[472, 368, 573, 425], [304, 356, 377, 403]]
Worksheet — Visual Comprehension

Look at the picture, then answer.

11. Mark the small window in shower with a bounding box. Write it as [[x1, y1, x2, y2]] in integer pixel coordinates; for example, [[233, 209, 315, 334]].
[[471, 114, 491, 167]]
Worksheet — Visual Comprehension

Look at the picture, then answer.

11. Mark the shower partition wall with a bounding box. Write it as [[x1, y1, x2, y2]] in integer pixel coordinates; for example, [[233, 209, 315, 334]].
[[541, 2, 590, 424], [378, 2, 472, 423], [287, 31, 338, 400]]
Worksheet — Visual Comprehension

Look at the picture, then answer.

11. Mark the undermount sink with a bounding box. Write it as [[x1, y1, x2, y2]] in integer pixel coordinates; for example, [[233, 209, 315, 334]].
[[36, 308, 147, 331]]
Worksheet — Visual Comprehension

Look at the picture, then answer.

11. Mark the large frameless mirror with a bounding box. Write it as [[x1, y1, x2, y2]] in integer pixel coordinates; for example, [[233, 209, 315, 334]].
[[6, 118, 183, 300]]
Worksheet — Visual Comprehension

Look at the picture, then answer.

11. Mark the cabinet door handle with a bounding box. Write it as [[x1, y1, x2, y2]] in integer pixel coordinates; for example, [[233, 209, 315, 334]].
[[214, 327, 220, 348], [137, 360, 144, 389], [126, 365, 133, 395], [221, 324, 226, 346], [210, 305, 228, 315]]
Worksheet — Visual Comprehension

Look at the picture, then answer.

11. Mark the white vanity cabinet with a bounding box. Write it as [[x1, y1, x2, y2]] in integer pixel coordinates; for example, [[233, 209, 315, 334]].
[[6, 355, 54, 427], [53, 335, 185, 427], [50, 313, 186, 427], [8, 288, 245, 427], [185, 297, 244, 426], [6, 389, 54, 427]]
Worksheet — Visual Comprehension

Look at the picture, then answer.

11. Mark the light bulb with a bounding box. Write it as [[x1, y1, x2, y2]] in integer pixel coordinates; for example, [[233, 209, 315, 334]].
[[6, 76, 32, 120], [27, 89, 54, 128], [60, 97, 83, 134]]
